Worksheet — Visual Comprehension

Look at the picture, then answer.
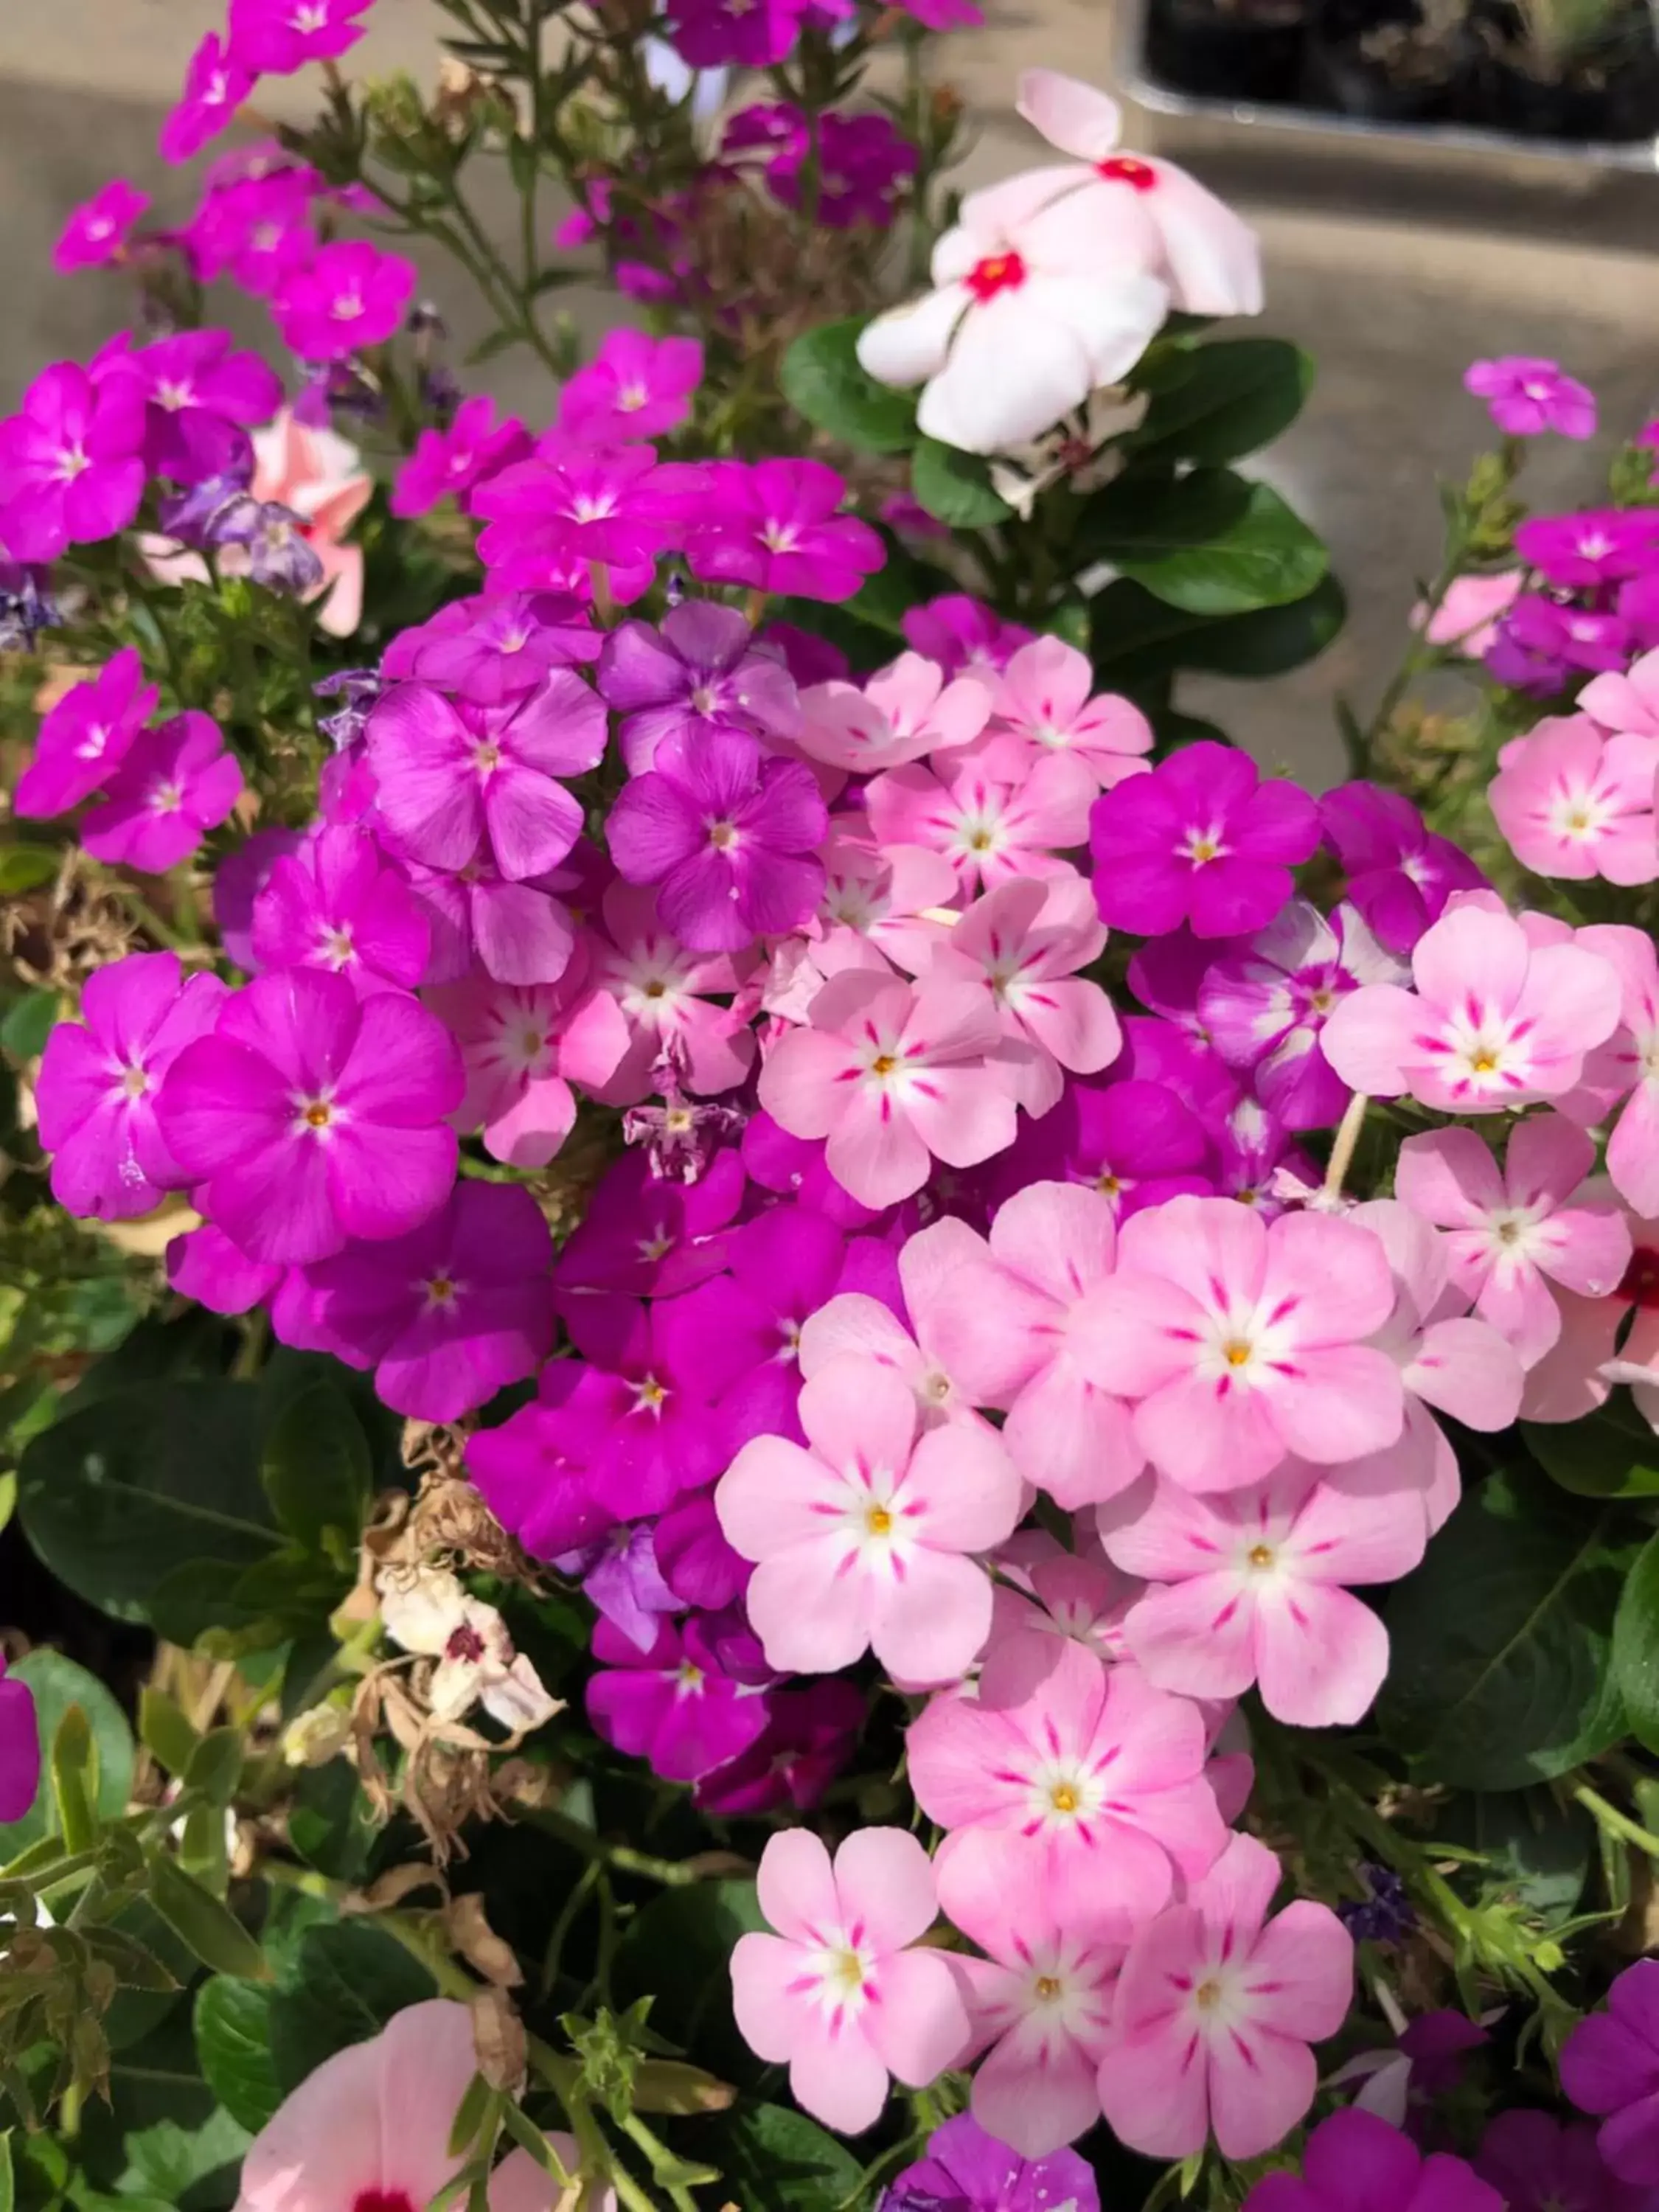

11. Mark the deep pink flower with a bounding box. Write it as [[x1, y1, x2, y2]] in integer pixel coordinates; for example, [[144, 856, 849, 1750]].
[[866, 751, 1093, 897], [428, 962, 629, 1166], [0, 1659, 39, 1825], [36, 952, 226, 1221], [1558, 1955, 1659, 2185], [228, 0, 373, 74], [472, 440, 704, 600], [588, 882, 759, 1103], [608, 730, 828, 953], [675, 1204, 854, 1452], [390, 394, 532, 518], [274, 239, 417, 362], [902, 594, 1034, 678], [558, 330, 704, 442], [1464, 356, 1596, 439], [80, 712, 244, 874], [588, 1610, 772, 1784], [693, 1677, 866, 1817], [54, 180, 149, 272], [121, 328, 285, 485], [763, 111, 919, 229], [994, 1070, 1213, 1222], [159, 34, 254, 164], [1244, 2107, 1502, 2212], [184, 169, 319, 296], [667, 0, 810, 67], [403, 849, 579, 990], [683, 459, 884, 604], [1318, 781, 1487, 955], [1475, 2109, 1653, 2212], [598, 603, 801, 775], [15, 647, 158, 817], [0, 361, 147, 563], [1514, 507, 1659, 589], [251, 824, 430, 997], [883, 2116, 1096, 2212], [1091, 741, 1321, 939], [156, 967, 463, 1265]]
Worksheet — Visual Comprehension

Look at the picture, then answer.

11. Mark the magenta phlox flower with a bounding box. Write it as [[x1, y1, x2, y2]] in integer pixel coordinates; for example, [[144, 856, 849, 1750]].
[[994, 1070, 1213, 1222], [682, 459, 884, 603], [167, 1218, 285, 1318], [763, 111, 919, 229], [555, 1145, 745, 1299], [1199, 900, 1411, 1130], [54, 180, 149, 272], [902, 594, 1034, 678], [250, 824, 430, 996], [759, 969, 1017, 1209], [694, 1677, 866, 1818], [36, 952, 226, 1221], [566, 1520, 681, 1652], [799, 1214, 994, 1434], [978, 634, 1152, 791], [1562, 1960, 1659, 2186], [717, 1353, 1020, 1683], [15, 647, 158, 817], [608, 728, 828, 952], [1464, 355, 1596, 439], [1502, 594, 1632, 679], [0, 361, 147, 563], [1243, 2108, 1503, 2212], [160, 33, 254, 164], [0, 1659, 40, 1826], [653, 1491, 749, 1613], [600, 602, 801, 776], [428, 961, 629, 1166], [667, 0, 810, 69], [274, 239, 418, 361], [472, 439, 705, 600], [588, 1610, 772, 1783], [1075, 1194, 1403, 1491], [1514, 507, 1659, 589], [866, 748, 1093, 895], [185, 169, 318, 296], [1488, 714, 1659, 885], [1090, 740, 1321, 939], [1321, 901, 1622, 1113], [667, 1204, 849, 1450], [881, 2115, 1098, 2212], [588, 881, 758, 1103], [559, 329, 704, 442], [403, 848, 580, 990], [389, 591, 599, 706], [740, 1108, 888, 1231], [391, 393, 532, 518], [80, 711, 243, 874], [300, 1181, 554, 1420], [1475, 2110, 1653, 2212], [156, 967, 462, 1265], [228, 0, 372, 73], [796, 650, 991, 776], [907, 1638, 1225, 1931], [1318, 781, 1484, 955], [118, 329, 283, 485]]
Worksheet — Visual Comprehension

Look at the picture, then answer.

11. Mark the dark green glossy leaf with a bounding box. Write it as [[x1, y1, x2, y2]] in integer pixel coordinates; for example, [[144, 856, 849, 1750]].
[[1612, 1528, 1659, 1753], [147, 1857, 270, 1982], [613, 1879, 765, 2088], [1438, 1790, 1593, 1924], [0, 1651, 133, 1857], [1090, 573, 1346, 685], [909, 437, 1012, 528], [1526, 1398, 1659, 1499], [1130, 338, 1315, 465], [193, 1978, 283, 2135], [260, 1382, 372, 1554], [267, 1921, 435, 2093], [710, 2103, 863, 2212], [1087, 469, 1327, 616], [779, 319, 917, 453]]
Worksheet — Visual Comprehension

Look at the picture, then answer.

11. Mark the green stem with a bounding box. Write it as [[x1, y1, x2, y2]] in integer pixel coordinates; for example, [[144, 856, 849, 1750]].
[[519, 1803, 714, 1887], [1573, 1782, 1659, 1861], [619, 2114, 700, 2212]]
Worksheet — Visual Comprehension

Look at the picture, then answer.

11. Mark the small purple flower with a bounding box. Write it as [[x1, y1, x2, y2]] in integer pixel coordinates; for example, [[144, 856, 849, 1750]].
[[402, 852, 579, 990], [392, 592, 599, 707], [666, 0, 810, 67], [0, 361, 147, 563], [81, 712, 244, 875], [36, 952, 226, 1222], [1317, 781, 1487, 955], [1487, 592, 1630, 686], [683, 459, 883, 605], [1464, 356, 1596, 441], [0, 563, 60, 653], [156, 966, 464, 1265], [15, 647, 159, 817], [598, 602, 801, 773], [622, 1040, 748, 1181], [159, 32, 254, 165], [1514, 507, 1659, 590], [1242, 2109, 1499, 2212], [210, 496, 327, 597], [227, 0, 372, 74], [301, 1180, 554, 1420], [693, 1677, 866, 1815], [587, 1611, 772, 1784], [901, 594, 1033, 678], [212, 826, 305, 970], [0, 1659, 40, 1824], [159, 467, 256, 546], [1337, 1863, 1414, 1944], [121, 329, 284, 486], [1214, 1095, 1317, 1217], [654, 1492, 749, 1610], [608, 729, 828, 953], [390, 393, 532, 518], [555, 1147, 746, 1301], [557, 330, 704, 444], [251, 824, 430, 995], [54, 180, 149, 273], [1090, 739, 1321, 939], [880, 2114, 1101, 2212], [1560, 1958, 1659, 2188], [1475, 2109, 1651, 2212], [567, 1522, 683, 1651], [274, 239, 418, 363], [313, 667, 383, 750], [472, 440, 706, 602], [993, 1072, 1212, 1220]]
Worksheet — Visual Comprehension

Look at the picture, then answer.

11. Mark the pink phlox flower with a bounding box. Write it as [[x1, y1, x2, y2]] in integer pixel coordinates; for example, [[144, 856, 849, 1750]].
[[273, 237, 418, 363], [902, 595, 1034, 679], [228, 0, 373, 74], [387, 590, 599, 705], [473, 438, 706, 602], [1098, 1829, 1352, 2162], [1415, 569, 1523, 656], [717, 1353, 1021, 1683], [80, 710, 243, 874], [1579, 639, 1659, 740], [428, 958, 629, 1166], [1573, 924, 1659, 1217], [36, 952, 226, 1222], [1242, 2107, 1503, 2212], [906, 1637, 1226, 1932], [731, 1827, 971, 2135], [1488, 714, 1659, 886], [1074, 1194, 1404, 1492], [251, 823, 430, 997], [401, 848, 580, 991], [979, 1550, 1141, 1708], [799, 1214, 994, 1432], [391, 392, 533, 518], [1518, 1219, 1659, 1429], [15, 647, 158, 817], [1097, 1457, 1425, 1725], [54, 180, 148, 273], [587, 881, 759, 1103], [1395, 1115, 1632, 1368], [1321, 900, 1622, 1113], [1200, 900, 1410, 1132], [1318, 779, 1487, 956], [682, 458, 885, 603], [796, 651, 992, 773], [813, 832, 959, 977], [1514, 507, 1659, 590], [1559, 1957, 1659, 2188], [558, 328, 704, 442], [156, 966, 463, 1265], [1464, 355, 1596, 439], [978, 633, 1153, 790], [0, 361, 147, 563], [757, 968, 1018, 1209], [866, 748, 1093, 896], [929, 1179, 1144, 1508], [159, 33, 254, 164]]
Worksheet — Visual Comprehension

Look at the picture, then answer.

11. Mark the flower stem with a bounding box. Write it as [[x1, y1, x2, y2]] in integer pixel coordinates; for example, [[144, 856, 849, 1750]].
[[519, 1803, 714, 1888], [1323, 1091, 1368, 1202], [1573, 1782, 1659, 1862]]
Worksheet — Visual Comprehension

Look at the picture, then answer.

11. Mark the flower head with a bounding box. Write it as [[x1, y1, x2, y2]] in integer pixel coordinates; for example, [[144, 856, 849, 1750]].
[[0, 361, 147, 563], [1318, 781, 1488, 955], [588, 1610, 772, 1784], [1464, 355, 1596, 439], [473, 440, 703, 600], [228, 0, 373, 74], [1243, 2107, 1501, 2212], [683, 459, 883, 602], [880, 2115, 1099, 2212], [80, 711, 243, 874], [274, 239, 418, 362], [15, 647, 158, 817], [54, 180, 149, 272], [430, 961, 628, 1166], [1559, 1957, 1659, 2187], [380, 1562, 560, 1730], [159, 33, 254, 164], [599, 602, 801, 773], [0, 1659, 39, 1825], [558, 329, 704, 442], [391, 392, 532, 518]]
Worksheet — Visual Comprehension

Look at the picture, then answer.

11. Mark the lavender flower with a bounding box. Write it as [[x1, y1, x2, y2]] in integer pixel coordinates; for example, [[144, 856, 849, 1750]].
[[1338, 1864, 1414, 1944]]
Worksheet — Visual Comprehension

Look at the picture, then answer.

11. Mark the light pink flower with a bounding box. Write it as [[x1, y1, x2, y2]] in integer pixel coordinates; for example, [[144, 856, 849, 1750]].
[[1096, 1831, 1352, 2161], [716, 1354, 1021, 1683], [814, 832, 959, 976], [1074, 1195, 1403, 1492], [588, 881, 758, 1105], [800, 1214, 996, 1430], [731, 1828, 970, 2136], [979, 634, 1153, 789], [758, 969, 1017, 1209], [1096, 1460, 1425, 1725], [796, 652, 993, 773], [865, 750, 1093, 895], [979, 1548, 1140, 1706], [1395, 1116, 1631, 1368], [906, 1639, 1226, 1933], [1487, 714, 1659, 886], [929, 1180, 1144, 1509], [427, 961, 630, 1166], [1579, 641, 1659, 739], [1576, 924, 1659, 1217], [1321, 902, 1622, 1113], [1416, 570, 1523, 656]]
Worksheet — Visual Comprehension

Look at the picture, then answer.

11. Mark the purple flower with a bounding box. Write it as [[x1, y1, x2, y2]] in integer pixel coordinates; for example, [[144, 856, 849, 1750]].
[[608, 730, 827, 953], [159, 467, 256, 546], [156, 967, 463, 1265], [760, 621, 850, 689], [565, 1521, 683, 1651], [654, 1492, 749, 1610], [366, 673, 604, 880], [227, 0, 372, 73], [767, 111, 919, 229], [880, 2115, 1101, 2212], [1214, 1095, 1315, 1216], [1464, 356, 1596, 440], [274, 240, 418, 363], [1487, 591, 1631, 684], [0, 361, 147, 563], [81, 712, 244, 875], [472, 440, 706, 602], [1243, 2110, 1500, 2212], [390, 592, 599, 707], [185, 170, 318, 296], [209, 496, 327, 597], [692, 1678, 864, 1815], [1514, 508, 1659, 589], [402, 852, 579, 990], [597, 602, 801, 773], [1090, 740, 1321, 939], [54, 180, 149, 273], [15, 647, 158, 817], [740, 1107, 886, 1229], [555, 1148, 747, 1301], [557, 330, 704, 444], [120, 330, 284, 486], [901, 594, 1033, 678], [313, 667, 382, 750], [212, 827, 305, 970], [993, 1072, 1211, 1220], [36, 952, 226, 1222], [667, 0, 809, 67], [1317, 781, 1486, 955], [587, 1611, 772, 1783], [1475, 2110, 1654, 2212], [0, 563, 59, 652], [251, 824, 430, 995], [683, 459, 883, 604], [0, 1659, 39, 1824], [1560, 1958, 1659, 2188], [159, 33, 254, 164], [300, 1181, 554, 1420], [390, 393, 532, 518], [1336, 1863, 1413, 1944], [621, 1038, 748, 1181]]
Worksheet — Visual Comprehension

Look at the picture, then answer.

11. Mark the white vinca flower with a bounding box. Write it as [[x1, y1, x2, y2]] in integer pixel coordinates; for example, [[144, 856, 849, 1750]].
[[379, 1564, 560, 1732]]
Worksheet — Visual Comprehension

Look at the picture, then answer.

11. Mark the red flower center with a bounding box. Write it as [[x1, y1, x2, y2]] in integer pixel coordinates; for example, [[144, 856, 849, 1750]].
[[965, 251, 1027, 302], [445, 1624, 487, 1664], [353, 2196, 417, 2212], [1621, 1247, 1659, 1310], [1097, 156, 1157, 191]]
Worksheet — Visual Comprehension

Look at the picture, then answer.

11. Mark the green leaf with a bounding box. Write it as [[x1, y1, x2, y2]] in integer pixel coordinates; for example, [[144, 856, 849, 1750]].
[[139, 1689, 201, 1778], [0, 846, 61, 897], [909, 437, 1012, 528], [49, 1703, 97, 1854], [1088, 469, 1328, 616], [779, 318, 917, 454], [1526, 1399, 1659, 1499], [613, 1879, 765, 2088], [118, 2109, 250, 2212], [268, 1921, 435, 2093], [18, 1380, 279, 1624], [465, 327, 522, 367], [710, 2103, 863, 2212], [1613, 1528, 1659, 1753], [260, 1382, 372, 1555], [0, 989, 58, 1061], [1090, 573, 1346, 686], [0, 1651, 133, 1858], [288, 1756, 375, 1882], [183, 1728, 245, 1808], [1379, 1470, 1629, 1790], [1437, 1789, 1593, 1924], [193, 1978, 283, 2135], [147, 1857, 271, 1982], [0, 2129, 12, 2212], [1130, 338, 1315, 465]]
